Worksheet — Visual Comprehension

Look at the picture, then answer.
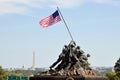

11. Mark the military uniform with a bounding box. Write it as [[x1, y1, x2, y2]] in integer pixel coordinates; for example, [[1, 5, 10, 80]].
[[50, 45, 69, 71]]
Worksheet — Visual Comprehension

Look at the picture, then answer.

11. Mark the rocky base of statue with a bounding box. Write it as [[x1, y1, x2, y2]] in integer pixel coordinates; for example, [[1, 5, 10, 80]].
[[37, 68, 96, 76], [31, 68, 108, 80]]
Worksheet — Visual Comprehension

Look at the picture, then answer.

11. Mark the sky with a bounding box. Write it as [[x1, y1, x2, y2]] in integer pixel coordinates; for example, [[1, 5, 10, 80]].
[[0, 0, 120, 69]]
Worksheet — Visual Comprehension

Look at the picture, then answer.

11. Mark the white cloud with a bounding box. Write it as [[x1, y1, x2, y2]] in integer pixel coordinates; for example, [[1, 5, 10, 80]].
[[0, 0, 85, 15], [51, 0, 84, 8], [92, 0, 110, 4], [0, 0, 120, 15], [0, 3, 27, 15], [92, 0, 120, 6], [0, 0, 48, 15]]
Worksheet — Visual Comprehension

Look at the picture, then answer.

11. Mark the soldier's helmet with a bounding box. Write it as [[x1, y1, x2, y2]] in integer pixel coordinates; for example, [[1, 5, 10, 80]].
[[76, 46, 80, 49], [70, 44, 74, 48], [62, 45, 68, 53], [87, 54, 90, 57], [80, 50, 84, 54], [70, 40, 76, 47], [64, 45, 68, 48]]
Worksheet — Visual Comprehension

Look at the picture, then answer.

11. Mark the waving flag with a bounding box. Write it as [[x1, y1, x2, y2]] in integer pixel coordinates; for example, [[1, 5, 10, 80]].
[[39, 10, 61, 28]]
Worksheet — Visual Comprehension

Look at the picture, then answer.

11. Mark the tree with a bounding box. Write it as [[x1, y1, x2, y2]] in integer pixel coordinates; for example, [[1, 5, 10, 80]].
[[106, 58, 120, 80], [106, 72, 120, 80], [0, 66, 4, 75], [0, 66, 5, 80], [114, 58, 120, 77]]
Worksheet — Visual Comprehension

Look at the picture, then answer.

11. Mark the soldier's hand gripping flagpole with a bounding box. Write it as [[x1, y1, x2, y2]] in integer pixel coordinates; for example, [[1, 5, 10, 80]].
[[57, 7, 74, 41]]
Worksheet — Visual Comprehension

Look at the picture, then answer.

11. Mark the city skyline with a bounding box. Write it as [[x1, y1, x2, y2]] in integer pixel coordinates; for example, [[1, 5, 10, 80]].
[[0, 0, 120, 68]]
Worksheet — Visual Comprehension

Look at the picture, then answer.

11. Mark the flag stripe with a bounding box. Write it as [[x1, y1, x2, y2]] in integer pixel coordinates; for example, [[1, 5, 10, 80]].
[[39, 10, 61, 28]]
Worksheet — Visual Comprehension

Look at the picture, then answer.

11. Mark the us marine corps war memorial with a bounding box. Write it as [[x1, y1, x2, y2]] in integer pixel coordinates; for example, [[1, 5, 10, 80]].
[[30, 8, 108, 80]]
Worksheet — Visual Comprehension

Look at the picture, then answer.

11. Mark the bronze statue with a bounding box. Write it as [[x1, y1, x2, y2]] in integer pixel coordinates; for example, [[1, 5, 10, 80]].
[[49, 41, 92, 76]]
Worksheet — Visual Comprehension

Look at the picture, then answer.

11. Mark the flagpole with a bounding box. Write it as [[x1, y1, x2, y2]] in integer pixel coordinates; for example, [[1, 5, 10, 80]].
[[57, 7, 74, 41]]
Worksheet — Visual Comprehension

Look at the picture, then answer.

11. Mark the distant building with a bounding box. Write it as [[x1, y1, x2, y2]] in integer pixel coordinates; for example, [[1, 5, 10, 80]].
[[35, 67, 49, 72], [92, 66, 113, 73]]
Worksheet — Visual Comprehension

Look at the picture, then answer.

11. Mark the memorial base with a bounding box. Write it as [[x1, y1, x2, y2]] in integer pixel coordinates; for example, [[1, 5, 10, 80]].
[[30, 76, 108, 80]]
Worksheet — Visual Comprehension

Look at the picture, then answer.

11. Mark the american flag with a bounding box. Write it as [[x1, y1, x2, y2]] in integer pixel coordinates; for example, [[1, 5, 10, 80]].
[[39, 10, 61, 28]]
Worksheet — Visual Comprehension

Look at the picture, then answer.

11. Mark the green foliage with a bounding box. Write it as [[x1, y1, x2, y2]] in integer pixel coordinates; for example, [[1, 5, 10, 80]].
[[6, 72, 23, 76], [101, 58, 120, 80], [0, 66, 24, 80], [114, 57, 120, 78], [14, 70, 35, 76], [0, 66, 34, 80], [106, 72, 115, 79], [106, 72, 120, 80], [0, 66, 4, 75], [0, 66, 6, 80]]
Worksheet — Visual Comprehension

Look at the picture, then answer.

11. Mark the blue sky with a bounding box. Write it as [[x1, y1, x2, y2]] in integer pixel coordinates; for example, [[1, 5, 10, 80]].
[[0, 0, 120, 68]]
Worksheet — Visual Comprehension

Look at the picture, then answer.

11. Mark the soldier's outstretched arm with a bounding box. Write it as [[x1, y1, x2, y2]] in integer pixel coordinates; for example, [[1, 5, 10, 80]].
[[50, 57, 62, 69]]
